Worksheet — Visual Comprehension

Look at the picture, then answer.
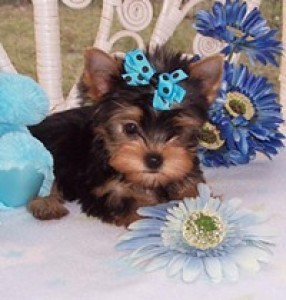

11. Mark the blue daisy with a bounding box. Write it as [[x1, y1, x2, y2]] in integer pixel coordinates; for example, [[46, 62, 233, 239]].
[[194, 0, 282, 65], [116, 184, 273, 283], [199, 62, 284, 167], [197, 121, 252, 167], [198, 147, 252, 167]]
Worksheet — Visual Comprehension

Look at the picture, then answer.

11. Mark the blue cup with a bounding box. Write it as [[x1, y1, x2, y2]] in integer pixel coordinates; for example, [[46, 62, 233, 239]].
[[0, 166, 44, 207]]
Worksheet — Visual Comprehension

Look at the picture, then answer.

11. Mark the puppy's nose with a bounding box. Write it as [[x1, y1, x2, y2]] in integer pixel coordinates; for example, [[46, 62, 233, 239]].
[[144, 153, 163, 170]]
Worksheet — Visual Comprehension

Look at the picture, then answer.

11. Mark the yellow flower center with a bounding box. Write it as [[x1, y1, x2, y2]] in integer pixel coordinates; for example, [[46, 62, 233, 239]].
[[225, 92, 255, 120], [199, 122, 225, 150], [182, 211, 225, 250]]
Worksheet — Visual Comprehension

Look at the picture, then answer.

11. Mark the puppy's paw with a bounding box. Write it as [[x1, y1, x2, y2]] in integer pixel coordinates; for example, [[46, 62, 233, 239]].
[[114, 211, 141, 228], [28, 196, 69, 220]]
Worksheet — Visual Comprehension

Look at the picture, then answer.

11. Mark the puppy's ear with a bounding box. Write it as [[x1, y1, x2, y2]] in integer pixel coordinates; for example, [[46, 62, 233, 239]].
[[189, 55, 224, 105], [81, 48, 121, 102]]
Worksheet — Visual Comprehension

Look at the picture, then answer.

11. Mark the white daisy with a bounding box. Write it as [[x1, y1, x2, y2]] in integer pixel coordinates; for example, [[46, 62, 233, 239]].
[[116, 184, 273, 283]]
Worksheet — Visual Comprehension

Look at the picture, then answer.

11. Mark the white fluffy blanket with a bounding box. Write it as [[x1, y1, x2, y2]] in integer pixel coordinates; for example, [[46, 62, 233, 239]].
[[1, 129, 286, 300]]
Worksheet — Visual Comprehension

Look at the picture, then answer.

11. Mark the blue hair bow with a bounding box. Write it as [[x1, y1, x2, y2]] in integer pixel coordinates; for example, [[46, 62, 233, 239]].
[[122, 49, 188, 110]]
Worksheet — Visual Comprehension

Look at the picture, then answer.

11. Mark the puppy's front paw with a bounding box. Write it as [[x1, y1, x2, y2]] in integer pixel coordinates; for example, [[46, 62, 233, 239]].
[[114, 208, 141, 227], [28, 196, 69, 220]]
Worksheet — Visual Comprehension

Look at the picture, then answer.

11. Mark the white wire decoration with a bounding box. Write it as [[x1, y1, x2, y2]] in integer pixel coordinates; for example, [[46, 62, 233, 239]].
[[0, 0, 285, 115], [61, 0, 92, 9], [95, 0, 153, 53], [0, 44, 17, 74]]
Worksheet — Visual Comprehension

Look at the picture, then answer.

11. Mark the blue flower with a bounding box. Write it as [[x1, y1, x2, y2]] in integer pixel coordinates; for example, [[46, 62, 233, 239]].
[[116, 184, 273, 283], [200, 62, 284, 167], [197, 121, 252, 167], [248, 131, 285, 159], [198, 143, 253, 167], [194, 0, 282, 66]]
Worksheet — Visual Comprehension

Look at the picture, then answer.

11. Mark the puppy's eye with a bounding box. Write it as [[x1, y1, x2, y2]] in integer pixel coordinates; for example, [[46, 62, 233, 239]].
[[123, 122, 139, 135]]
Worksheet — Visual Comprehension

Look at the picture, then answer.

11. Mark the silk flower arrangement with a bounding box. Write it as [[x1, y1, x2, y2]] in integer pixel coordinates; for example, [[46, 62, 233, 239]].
[[116, 0, 281, 283], [195, 0, 284, 167]]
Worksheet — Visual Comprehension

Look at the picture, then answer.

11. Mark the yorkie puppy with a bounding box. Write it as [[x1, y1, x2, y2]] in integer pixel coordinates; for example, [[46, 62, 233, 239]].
[[29, 47, 223, 227]]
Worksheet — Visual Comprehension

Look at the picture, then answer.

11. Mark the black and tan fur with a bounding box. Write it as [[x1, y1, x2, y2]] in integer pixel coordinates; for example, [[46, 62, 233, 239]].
[[28, 47, 223, 227]]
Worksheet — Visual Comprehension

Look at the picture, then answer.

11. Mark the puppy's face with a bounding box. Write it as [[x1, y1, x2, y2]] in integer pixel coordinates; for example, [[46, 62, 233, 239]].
[[93, 99, 203, 188], [80, 47, 224, 188]]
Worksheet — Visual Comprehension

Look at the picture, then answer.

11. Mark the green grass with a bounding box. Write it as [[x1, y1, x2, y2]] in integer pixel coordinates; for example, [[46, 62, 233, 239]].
[[0, 1, 282, 96]]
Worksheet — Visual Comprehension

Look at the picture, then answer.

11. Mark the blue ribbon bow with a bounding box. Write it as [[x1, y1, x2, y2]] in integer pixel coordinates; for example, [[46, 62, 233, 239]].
[[122, 49, 188, 110]]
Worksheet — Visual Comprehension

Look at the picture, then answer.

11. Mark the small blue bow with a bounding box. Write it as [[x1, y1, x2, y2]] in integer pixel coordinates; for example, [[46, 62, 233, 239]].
[[122, 49, 188, 110]]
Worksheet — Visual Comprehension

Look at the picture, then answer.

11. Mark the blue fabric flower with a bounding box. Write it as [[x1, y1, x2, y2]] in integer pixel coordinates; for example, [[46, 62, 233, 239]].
[[116, 184, 273, 283], [199, 62, 284, 167], [194, 0, 282, 66], [198, 143, 253, 167]]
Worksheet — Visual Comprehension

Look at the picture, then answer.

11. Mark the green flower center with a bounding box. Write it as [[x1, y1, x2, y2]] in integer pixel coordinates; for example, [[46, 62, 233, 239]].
[[200, 129, 217, 144], [229, 99, 246, 115], [225, 92, 255, 120], [182, 211, 225, 250], [194, 214, 218, 232], [199, 122, 225, 150]]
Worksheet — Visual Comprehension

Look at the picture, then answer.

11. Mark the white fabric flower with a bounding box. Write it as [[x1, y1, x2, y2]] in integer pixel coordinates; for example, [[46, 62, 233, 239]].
[[116, 184, 273, 283]]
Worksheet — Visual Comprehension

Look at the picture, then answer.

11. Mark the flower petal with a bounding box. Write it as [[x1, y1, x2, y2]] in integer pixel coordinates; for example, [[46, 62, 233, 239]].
[[128, 219, 164, 230], [118, 228, 160, 241], [184, 198, 197, 211], [137, 206, 168, 219], [220, 256, 239, 281], [167, 254, 187, 277], [182, 257, 203, 282], [203, 257, 223, 283], [231, 247, 263, 272], [205, 197, 222, 212], [116, 236, 163, 251], [144, 252, 173, 272], [130, 248, 168, 267], [195, 183, 211, 209], [197, 183, 211, 202]]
